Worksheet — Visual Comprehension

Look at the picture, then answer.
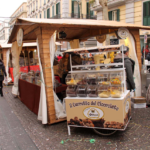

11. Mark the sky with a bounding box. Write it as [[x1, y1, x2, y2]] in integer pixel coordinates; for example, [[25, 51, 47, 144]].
[[0, 0, 27, 21]]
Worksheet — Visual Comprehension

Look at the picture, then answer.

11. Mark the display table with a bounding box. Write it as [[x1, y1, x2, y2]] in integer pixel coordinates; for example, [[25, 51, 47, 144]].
[[29, 65, 40, 71], [65, 91, 131, 135], [19, 79, 67, 115], [9, 67, 29, 82]]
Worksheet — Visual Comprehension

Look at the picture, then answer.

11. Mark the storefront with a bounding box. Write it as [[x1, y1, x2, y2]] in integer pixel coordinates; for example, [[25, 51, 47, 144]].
[[8, 18, 150, 126]]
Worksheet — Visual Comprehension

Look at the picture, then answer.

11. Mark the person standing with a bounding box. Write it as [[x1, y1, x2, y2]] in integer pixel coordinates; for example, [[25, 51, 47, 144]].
[[57, 54, 62, 62], [114, 47, 135, 91], [0, 59, 7, 97]]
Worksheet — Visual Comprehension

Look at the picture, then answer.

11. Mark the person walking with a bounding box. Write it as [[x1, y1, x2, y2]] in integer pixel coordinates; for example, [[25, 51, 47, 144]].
[[0, 59, 7, 97], [114, 47, 135, 91]]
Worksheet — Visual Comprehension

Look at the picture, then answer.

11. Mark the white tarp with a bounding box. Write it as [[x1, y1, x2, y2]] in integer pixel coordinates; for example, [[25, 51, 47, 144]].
[[11, 41, 22, 95], [128, 33, 141, 96], [49, 32, 66, 119], [6, 49, 12, 83], [37, 38, 48, 124]]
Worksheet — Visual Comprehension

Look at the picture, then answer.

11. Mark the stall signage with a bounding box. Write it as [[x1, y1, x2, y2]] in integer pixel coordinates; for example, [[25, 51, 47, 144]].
[[110, 39, 119, 45], [144, 35, 147, 43], [83, 107, 104, 120]]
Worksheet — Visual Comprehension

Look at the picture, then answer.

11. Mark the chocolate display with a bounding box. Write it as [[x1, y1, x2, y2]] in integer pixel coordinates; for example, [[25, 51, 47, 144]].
[[77, 79, 87, 85], [68, 117, 105, 128], [66, 86, 77, 97], [104, 121, 124, 129], [68, 117, 94, 127], [87, 85, 98, 97], [77, 85, 87, 97]]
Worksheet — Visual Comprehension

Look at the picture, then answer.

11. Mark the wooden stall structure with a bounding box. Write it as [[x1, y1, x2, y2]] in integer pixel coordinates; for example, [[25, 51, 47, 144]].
[[8, 18, 150, 124]]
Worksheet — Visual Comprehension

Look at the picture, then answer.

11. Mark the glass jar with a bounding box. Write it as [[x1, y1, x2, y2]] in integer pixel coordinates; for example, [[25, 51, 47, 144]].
[[66, 85, 77, 97], [87, 85, 98, 97], [75, 74, 87, 85], [110, 72, 123, 85], [66, 74, 77, 85], [77, 85, 87, 97], [98, 85, 110, 98], [110, 85, 123, 98], [86, 73, 98, 85], [97, 73, 110, 85]]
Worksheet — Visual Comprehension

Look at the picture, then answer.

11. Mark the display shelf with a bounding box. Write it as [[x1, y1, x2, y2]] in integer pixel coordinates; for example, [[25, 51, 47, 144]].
[[71, 63, 124, 69], [65, 90, 129, 101], [69, 68, 125, 74]]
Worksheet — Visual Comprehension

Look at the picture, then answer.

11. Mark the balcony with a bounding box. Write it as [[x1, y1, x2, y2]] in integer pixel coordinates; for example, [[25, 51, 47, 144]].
[[50, 13, 97, 20], [91, 0, 126, 11]]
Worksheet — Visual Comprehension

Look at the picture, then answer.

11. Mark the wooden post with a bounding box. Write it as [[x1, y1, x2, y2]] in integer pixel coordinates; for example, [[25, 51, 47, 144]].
[[34, 27, 56, 124], [2, 48, 7, 68], [129, 29, 142, 71]]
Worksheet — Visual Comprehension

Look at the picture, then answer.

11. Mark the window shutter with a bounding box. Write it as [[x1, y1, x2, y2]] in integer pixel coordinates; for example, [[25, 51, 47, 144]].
[[108, 11, 112, 20], [90, 11, 94, 18], [143, 2, 148, 26], [117, 9, 120, 21], [47, 8, 50, 18], [87, 2, 89, 15], [72, 1, 74, 14], [52, 6, 54, 17], [56, 3, 58, 15], [78, 3, 80, 18]]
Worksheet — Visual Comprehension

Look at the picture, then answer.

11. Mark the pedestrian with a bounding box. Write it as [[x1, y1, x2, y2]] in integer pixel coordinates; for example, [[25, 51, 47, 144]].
[[0, 59, 7, 97], [57, 54, 62, 61], [114, 47, 135, 91]]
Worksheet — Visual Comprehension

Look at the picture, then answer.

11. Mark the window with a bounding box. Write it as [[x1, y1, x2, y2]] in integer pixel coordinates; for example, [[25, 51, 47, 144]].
[[40, 0, 41, 7], [56, 3, 60, 15], [108, 9, 120, 21], [36, 0, 38, 10], [72, 1, 80, 18], [36, 15, 38, 18], [47, 8, 50, 18], [143, 1, 150, 26], [86, 2, 94, 19], [44, 10, 46, 18], [52, 5, 54, 17], [40, 13, 41, 18], [44, 0, 46, 4]]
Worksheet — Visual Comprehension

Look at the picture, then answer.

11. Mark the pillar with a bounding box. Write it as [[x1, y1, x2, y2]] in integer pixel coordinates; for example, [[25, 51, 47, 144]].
[[35, 27, 56, 124], [2, 48, 7, 69]]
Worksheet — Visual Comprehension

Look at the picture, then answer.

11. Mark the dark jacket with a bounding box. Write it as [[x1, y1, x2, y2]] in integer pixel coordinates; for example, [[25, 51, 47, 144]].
[[58, 53, 82, 78], [114, 53, 135, 91], [0, 62, 7, 81]]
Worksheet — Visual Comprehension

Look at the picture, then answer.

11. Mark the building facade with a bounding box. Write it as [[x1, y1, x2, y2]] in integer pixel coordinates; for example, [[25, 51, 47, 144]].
[[9, 2, 27, 31], [27, 0, 96, 19], [27, 0, 97, 51], [91, 0, 150, 50], [0, 20, 10, 40]]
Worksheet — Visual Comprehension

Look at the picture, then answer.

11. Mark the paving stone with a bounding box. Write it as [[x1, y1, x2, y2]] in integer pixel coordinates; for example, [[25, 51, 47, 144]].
[[2, 86, 150, 150]]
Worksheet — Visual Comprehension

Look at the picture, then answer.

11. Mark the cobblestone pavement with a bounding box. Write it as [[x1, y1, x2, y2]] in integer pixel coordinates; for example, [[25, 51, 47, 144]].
[[3, 86, 150, 150]]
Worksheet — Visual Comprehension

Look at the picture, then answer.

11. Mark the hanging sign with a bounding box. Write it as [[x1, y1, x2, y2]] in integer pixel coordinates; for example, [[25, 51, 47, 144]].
[[118, 28, 129, 39], [144, 35, 147, 43], [96, 35, 106, 43], [17, 28, 23, 47]]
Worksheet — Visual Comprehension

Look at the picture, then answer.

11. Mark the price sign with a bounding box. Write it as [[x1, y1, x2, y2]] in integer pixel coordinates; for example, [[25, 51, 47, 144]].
[[144, 35, 147, 43]]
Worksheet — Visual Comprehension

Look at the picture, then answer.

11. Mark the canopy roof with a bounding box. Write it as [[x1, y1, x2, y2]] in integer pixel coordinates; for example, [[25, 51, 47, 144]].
[[65, 44, 123, 54], [0, 40, 61, 49], [8, 18, 150, 43]]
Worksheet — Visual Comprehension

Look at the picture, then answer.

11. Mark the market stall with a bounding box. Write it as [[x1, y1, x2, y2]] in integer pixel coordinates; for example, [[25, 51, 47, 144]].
[[8, 18, 150, 125]]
